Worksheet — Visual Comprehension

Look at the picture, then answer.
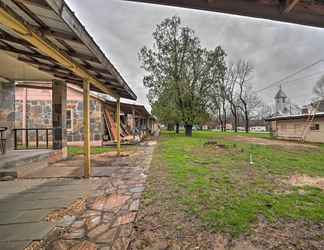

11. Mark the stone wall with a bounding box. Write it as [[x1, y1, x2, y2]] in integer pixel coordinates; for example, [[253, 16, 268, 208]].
[[66, 99, 103, 142], [15, 97, 103, 143], [0, 82, 15, 152]]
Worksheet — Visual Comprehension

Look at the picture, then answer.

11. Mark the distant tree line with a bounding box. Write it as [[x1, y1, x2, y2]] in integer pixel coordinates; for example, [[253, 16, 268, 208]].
[[139, 16, 269, 136]]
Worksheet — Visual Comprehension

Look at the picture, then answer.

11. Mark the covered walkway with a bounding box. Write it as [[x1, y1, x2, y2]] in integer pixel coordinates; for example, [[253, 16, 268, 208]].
[[0, 0, 137, 177]]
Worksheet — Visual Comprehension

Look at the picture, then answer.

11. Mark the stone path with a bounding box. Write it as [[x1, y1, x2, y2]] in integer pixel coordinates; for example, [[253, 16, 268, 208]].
[[0, 141, 155, 250], [0, 178, 96, 250], [46, 142, 155, 249]]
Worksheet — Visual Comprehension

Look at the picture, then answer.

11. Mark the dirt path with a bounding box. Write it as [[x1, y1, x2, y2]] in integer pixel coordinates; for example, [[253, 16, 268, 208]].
[[226, 135, 318, 149]]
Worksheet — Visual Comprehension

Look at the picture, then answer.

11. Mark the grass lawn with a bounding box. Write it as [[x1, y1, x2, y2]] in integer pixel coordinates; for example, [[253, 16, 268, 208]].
[[150, 131, 324, 237], [67, 146, 114, 157]]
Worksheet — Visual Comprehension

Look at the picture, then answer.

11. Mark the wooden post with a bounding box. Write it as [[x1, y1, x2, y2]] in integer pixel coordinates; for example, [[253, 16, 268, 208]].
[[132, 108, 136, 140], [83, 80, 91, 178], [116, 97, 121, 156]]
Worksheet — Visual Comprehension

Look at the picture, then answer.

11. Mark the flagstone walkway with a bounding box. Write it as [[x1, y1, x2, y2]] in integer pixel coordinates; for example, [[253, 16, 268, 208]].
[[0, 141, 156, 250]]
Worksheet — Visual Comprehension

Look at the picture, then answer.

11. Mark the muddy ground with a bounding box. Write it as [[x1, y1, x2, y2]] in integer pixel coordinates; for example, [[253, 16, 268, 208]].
[[226, 136, 318, 149]]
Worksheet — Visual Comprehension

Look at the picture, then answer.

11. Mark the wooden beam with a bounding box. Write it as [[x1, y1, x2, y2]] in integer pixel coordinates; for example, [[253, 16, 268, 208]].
[[116, 97, 121, 156], [15, 84, 51, 90], [83, 80, 91, 178], [14, 0, 50, 9], [17, 55, 115, 77], [0, 32, 100, 62], [284, 0, 300, 13]]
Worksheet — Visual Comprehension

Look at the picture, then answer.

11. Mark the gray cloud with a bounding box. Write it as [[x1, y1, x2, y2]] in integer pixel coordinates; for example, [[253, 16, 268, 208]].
[[66, 0, 324, 109]]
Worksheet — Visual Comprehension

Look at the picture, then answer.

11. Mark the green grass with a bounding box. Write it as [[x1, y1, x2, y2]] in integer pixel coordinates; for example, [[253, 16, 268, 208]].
[[67, 146, 114, 157], [157, 131, 324, 236]]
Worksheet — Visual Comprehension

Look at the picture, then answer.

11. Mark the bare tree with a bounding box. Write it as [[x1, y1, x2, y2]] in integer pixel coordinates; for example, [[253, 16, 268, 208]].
[[313, 75, 324, 98], [223, 64, 240, 132], [236, 60, 255, 132], [209, 83, 227, 131]]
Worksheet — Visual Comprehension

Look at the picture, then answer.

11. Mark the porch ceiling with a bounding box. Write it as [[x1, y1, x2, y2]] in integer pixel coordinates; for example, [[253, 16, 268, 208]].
[[0, 52, 53, 81], [125, 0, 324, 29], [0, 0, 137, 100]]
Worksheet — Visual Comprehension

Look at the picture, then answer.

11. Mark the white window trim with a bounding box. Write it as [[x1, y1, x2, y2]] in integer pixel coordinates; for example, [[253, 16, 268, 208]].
[[66, 109, 73, 131]]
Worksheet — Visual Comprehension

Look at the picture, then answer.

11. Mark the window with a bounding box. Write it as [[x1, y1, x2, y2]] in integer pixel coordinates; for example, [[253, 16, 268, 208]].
[[66, 109, 73, 130], [310, 124, 320, 131]]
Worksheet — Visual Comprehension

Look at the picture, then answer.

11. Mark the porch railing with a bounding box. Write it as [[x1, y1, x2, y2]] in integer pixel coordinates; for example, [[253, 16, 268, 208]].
[[13, 128, 53, 150]]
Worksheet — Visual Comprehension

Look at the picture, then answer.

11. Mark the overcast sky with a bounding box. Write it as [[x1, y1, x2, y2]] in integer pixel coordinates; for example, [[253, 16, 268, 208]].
[[66, 0, 324, 110]]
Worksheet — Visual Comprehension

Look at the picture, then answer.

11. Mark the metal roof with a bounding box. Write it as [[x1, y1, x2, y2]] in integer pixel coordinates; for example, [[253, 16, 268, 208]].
[[265, 112, 324, 121], [0, 0, 137, 100], [104, 100, 152, 118], [125, 0, 324, 29]]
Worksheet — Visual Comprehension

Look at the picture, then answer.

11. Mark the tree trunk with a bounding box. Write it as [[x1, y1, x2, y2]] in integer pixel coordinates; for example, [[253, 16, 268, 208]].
[[234, 115, 238, 132], [218, 108, 224, 132], [185, 124, 193, 137], [245, 110, 249, 133], [231, 106, 238, 132], [176, 123, 180, 134], [167, 124, 174, 131], [223, 106, 227, 131]]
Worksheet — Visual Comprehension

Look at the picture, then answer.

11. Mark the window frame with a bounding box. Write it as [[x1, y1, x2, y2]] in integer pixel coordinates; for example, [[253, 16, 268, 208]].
[[66, 109, 73, 131]]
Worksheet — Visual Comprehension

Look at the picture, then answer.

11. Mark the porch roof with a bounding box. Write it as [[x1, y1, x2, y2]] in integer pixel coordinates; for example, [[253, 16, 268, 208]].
[[126, 0, 324, 29], [0, 0, 137, 100], [105, 100, 152, 118]]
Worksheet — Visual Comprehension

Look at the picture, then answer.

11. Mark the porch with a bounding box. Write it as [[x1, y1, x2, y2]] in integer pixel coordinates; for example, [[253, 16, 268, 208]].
[[0, 0, 137, 178]]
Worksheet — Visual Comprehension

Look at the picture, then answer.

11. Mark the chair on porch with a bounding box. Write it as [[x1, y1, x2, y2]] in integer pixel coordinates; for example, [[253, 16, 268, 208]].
[[0, 127, 8, 154]]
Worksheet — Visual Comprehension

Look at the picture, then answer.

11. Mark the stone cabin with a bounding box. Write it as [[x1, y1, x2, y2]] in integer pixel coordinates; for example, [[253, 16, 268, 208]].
[[15, 84, 154, 146]]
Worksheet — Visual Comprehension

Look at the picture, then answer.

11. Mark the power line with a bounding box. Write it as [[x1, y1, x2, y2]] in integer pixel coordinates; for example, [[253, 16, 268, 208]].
[[256, 59, 324, 93], [276, 70, 324, 85]]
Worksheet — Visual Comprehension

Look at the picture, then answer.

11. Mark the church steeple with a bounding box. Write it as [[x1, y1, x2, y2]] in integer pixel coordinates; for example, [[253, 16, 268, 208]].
[[275, 86, 289, 115]]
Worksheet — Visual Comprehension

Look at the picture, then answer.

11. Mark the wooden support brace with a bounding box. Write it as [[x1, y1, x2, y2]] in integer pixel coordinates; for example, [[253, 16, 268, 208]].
[[83, 80, 91, 178], [284, 0, 300, 13], [116, 97, 121, 156]]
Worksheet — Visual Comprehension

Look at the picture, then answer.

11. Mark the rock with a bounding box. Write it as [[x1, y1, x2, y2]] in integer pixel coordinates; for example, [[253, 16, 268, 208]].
[[71, 220, 85, 229], [89, 194, 130, 211], [87, 224, 110, 240], [56, 215, 76, 228], [144, 241, 169, 250], [88, 224, 117, 244], [63, 228, 85, 239], [129, 187, 145, 193], [113, 212, 136, 226], [129, 199, 140, 211], [49, 240, 70, 250], [70, 241, 97, 250], [85, 216, 101, 231]]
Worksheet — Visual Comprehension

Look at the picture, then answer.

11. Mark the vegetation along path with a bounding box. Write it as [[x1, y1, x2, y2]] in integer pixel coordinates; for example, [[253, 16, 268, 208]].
[[130, 131, 324, 250]]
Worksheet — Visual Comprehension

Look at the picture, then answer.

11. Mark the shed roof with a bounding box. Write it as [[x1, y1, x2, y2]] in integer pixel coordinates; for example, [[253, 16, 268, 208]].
[[265, 112, 324, 121], [0, 0, 137, 100], [126, 0, 324, 29]]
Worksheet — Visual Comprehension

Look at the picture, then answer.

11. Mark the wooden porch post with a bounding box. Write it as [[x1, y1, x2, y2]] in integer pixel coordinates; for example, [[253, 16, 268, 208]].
[[116, 97, 121, 156], [132, 108, 136, 140], [83, 80, 91, 178]]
